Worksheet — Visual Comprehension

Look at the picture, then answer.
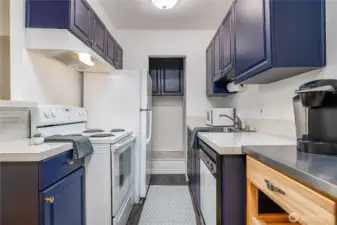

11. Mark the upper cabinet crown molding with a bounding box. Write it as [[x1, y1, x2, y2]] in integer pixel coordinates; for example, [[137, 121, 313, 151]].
[[25, 0, 123, 71], [206, 0, 326, 89]]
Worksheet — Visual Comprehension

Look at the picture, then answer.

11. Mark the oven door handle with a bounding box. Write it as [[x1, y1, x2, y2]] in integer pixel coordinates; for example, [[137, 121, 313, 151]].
[[113, 135, 136, 152]]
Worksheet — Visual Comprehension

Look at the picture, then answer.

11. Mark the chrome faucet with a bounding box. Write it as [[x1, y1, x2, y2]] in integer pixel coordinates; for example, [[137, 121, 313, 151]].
[[220, 114, 243, 130]]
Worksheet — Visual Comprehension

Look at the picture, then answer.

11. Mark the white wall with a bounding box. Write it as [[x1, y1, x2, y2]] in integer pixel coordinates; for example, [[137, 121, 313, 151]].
[[0, 37, 10, 100], [0, 0, 9, 36], [9, 0, 82, 105], [222, 0, 337, 138], [152, 97, 184, 151], [117, 30, 227, 116], [117, 30, 229, 152]]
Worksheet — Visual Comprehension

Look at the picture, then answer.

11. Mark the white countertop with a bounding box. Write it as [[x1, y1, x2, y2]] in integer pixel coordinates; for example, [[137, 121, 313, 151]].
[[0, 100, 37, 108], [0, 139, 73, 162], [198, 132, 296, 155]]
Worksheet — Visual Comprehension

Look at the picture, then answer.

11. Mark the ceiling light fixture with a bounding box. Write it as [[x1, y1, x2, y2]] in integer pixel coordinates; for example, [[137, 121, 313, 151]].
[[151, 0, 179, 9]]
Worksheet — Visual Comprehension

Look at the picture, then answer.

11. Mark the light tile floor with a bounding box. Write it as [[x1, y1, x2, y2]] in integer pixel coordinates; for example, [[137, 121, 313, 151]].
[[138, 186, 197, 225]]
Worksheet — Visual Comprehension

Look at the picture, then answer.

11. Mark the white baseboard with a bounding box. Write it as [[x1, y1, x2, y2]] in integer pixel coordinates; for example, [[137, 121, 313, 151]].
[[151, 160, 185, 174]]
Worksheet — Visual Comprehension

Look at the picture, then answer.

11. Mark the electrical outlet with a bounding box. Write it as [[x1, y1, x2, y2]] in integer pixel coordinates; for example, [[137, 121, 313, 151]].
[[260, 104, 265, 117]]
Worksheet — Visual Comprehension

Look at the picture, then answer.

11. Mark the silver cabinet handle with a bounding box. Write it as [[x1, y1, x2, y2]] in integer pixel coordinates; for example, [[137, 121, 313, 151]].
[[264, 179, 285, 195]]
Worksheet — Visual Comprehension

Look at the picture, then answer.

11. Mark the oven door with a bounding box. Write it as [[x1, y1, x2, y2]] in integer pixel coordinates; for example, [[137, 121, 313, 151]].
[[111, 135, 136, 217]]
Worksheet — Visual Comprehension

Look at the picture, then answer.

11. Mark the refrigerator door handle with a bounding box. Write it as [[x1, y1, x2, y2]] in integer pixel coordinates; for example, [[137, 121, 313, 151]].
[[146, 111, 152, 144], [140, 108, 151, 112]]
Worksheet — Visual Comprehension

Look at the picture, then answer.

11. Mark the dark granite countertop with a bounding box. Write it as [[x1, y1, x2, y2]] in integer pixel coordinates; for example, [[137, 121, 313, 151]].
[[243, 145, 337, 199]]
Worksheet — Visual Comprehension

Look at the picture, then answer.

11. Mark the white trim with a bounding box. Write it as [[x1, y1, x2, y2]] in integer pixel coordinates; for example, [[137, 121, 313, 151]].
[[151, 160, 185, 174]]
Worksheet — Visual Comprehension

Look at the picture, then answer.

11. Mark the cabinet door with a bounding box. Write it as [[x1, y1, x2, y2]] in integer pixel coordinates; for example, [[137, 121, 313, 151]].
[[106, 32, 116, 66], [149, 59, 161, 95], [195, 149, 201, 206], [91, 12, 106, 58], [161, 59, 184, 96], [191, 148, 196, 195], [234, 0, 272, 82], [220, 8, 235, 80], [115, 44, 123, 69], [40, 168, 85, 225], [213, 29, 221, 77], [187, 129, 193, 182], [69, 0, 91, 46], [206, 43, 215, 96]]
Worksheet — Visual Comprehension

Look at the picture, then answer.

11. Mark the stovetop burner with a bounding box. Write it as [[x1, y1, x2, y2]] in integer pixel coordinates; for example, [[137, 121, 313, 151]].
[[68, 134, 83, 136], [83, 129, 105, 133], [110, 129, 125, 132], [89, 133, 115, 138]]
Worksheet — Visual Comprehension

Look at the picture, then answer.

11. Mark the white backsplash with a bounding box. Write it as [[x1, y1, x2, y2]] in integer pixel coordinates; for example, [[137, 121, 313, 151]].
[[244, 118, 296, 139]]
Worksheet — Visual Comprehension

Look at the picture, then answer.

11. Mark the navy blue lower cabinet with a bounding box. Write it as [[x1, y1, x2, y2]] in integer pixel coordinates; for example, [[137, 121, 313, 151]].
[[41, 168, 85, 225], [220, 156, 246, 225], [0, 150, 85, 225], [234, 0, 326, 84]]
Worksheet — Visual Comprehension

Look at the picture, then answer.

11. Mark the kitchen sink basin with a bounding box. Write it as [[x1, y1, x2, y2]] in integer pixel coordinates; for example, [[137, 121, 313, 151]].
[[222, 127, 256, 133]]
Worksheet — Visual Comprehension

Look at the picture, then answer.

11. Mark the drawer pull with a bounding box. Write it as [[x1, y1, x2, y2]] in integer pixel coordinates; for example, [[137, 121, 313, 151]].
[[45, 197, 55, 204], [65, 160, 74, 166], [265, 179, 286, 195]]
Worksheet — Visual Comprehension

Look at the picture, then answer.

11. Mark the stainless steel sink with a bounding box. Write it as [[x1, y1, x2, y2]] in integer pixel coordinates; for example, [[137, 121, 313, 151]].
[[222, 127, 256, 133]]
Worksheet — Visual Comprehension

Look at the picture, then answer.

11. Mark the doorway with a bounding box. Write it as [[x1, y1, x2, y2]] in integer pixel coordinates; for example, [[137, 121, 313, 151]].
[[148, 57, 186, 174]]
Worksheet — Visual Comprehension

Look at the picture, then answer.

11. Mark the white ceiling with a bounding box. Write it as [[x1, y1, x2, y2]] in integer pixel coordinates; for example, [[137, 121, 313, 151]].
[[99, 0, 232, 30]]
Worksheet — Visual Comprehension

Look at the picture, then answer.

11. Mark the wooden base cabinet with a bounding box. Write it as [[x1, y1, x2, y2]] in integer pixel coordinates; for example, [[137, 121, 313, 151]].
[[246, 156, 335, 225]]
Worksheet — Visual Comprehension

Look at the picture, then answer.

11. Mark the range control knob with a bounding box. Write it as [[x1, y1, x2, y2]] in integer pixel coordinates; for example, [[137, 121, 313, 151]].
[[44, 110, 51, 118], [210, 164, 214, 171], [51, 110, 56, 118]]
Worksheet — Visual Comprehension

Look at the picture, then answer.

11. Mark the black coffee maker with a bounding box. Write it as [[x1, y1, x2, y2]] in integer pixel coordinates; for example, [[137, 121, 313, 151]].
[[293, 79, 337, 155]]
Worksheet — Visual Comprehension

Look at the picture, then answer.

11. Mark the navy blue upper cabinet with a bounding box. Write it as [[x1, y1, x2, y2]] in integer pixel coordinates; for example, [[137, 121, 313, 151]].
[[234, 0, 326, 84], [26, 0, 123, 68], [213, 29, 221, 77], [69, 0, 92, 45], [106, 32, 116, 66], [91, 12, 106, 58], [115, 44, 123, 69], [41, 168, 85, 225], [216, 7, 235, 82]]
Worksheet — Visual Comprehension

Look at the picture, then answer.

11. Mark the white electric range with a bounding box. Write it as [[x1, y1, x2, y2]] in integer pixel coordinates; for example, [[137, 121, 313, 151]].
[[83, 128, 136, 225], [34, 105, 136, 225]]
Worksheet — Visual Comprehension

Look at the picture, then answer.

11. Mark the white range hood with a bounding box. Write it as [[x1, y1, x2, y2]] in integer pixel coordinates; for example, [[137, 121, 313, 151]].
[[25, 28, 114, 73]]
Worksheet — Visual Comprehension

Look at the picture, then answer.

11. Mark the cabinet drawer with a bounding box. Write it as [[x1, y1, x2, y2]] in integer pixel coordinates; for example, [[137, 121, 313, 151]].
[[252, 214, 300, 225], [39, 150, 84, 190], [247, 157, 335, 225]]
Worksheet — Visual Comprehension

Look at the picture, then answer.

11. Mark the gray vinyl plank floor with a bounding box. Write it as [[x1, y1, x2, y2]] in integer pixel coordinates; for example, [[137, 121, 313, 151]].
[[138, 186, 197, 225], [150, 174, 187, 186]]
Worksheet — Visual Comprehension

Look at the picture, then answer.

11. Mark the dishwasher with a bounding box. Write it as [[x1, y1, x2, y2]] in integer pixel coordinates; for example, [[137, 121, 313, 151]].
[[199, 141, 217, 225]]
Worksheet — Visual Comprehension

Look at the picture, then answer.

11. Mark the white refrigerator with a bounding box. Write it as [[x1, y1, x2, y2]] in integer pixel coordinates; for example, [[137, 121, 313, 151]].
[[83, 70, 153, 202]]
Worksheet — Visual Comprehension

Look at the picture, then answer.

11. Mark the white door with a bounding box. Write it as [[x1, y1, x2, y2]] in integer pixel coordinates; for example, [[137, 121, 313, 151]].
[[140, 72, 153, 198]]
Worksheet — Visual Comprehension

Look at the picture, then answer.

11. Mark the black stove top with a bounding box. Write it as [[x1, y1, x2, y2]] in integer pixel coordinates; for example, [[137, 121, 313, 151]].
[[83, 129, 105, 133], [110, 129, 125, 132], [89, 133, 115, 138]]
